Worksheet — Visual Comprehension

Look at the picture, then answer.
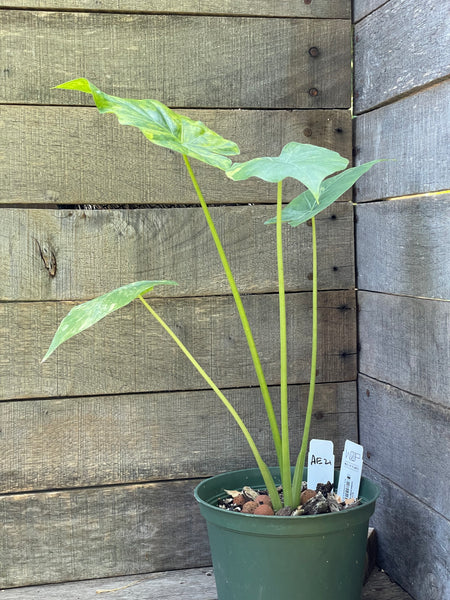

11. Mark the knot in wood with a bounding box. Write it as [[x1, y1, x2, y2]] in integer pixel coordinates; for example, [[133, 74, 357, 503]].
[[35, 239, 57, 277]]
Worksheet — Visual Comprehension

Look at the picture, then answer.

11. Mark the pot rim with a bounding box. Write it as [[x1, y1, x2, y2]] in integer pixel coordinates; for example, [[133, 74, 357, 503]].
[[194, 467, 380, 533]]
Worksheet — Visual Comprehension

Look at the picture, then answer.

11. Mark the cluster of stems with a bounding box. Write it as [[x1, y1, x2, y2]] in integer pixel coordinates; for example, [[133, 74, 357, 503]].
[[139, 155, 318, 510]]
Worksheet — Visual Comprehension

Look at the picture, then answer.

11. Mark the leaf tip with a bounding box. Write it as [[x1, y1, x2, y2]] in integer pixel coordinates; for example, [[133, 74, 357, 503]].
[[52, 78, 93, 93], [41, 348, 53, 363]]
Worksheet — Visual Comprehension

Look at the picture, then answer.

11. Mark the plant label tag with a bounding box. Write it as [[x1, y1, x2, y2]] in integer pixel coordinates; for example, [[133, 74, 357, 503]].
[[337, 440, 364, 500], [307, 439, 334, 490]]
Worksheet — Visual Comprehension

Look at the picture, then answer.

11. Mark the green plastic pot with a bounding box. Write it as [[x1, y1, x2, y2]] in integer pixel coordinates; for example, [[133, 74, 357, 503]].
[[194, 467, 379, 600]]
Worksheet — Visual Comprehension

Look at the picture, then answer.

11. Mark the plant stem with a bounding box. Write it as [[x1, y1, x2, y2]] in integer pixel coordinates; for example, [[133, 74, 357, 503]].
[[182, 154, 283, 469], [292, 216, 318, 506], [277, 181, 292, 506], [138, 294, 282, 510]]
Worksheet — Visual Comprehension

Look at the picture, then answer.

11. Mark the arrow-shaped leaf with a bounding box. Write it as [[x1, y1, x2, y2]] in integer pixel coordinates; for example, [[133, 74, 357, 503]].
[[42, 280, 177, 362], [226, 142, 349, 199], [265, 160, 382, 226], [55, 78, 240, 170]]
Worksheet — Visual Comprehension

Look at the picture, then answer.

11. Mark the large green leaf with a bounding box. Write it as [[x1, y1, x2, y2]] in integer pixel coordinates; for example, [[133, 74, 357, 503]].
[[226, 142, 349, 199], [55, 78, 240, 170], [265, 160, 382, 226], [42, 280, 177, 362]]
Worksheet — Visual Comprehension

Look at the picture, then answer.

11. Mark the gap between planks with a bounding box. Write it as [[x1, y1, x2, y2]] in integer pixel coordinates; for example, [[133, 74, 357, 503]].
[[0, 529, 411, 599], [0, 567, 414, 600]]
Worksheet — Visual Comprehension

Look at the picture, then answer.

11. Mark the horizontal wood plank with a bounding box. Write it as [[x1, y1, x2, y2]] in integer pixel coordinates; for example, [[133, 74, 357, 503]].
[[1, 204, 354, 301], [0, 12, 351, 108], [359, 375, 449, 519], [362, 569, 414, 600], [363, 466, 450, 600], [0, 480, 211, 587], [0, 106, 351, 205], [356, 194, 450, 299], [354, 80, 450, 201], [0, 568, 217, 598], [353, 0, 387, 23], [0, 550, 410, 599], [0, 382, 356, 493], [354, 0, 450, 112], [358, 292, 450, 406], [0, 1, 351, 18], [1, 290, 357, 400]]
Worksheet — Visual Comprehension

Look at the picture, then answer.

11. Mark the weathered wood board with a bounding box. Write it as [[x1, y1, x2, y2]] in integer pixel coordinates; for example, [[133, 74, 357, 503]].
[[364, 466, 450, 600], [1, 290, 357, 400], [362, 570, 414, 600], [0, 568, 220, 599], [0, 479, 211, 588], [1, 204, 354, 301], [0, 565, 415, 599], [0, 12, 351, 108], [358, 292, 450, 406], [356, 195, 450, 300], [0, 106, 351, 205], [0, 1, 351, 18], [353, 0, 387, 23], [0, 2, 358, 591], [0, 1, 350, 18], [354, 80, 450, 201], [0, 382, 356, 493], [354, 0, 450, 112], [359, 375, 449, 519]]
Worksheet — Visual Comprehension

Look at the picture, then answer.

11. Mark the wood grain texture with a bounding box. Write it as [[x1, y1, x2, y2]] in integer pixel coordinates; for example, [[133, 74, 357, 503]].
[[0, 0, 351, 18], [354, 0, 450, 113], [353, 0, 388, 22], [0, 1, 357, 592], [0, 12, 351, 108], [0, 204, 354, 301], [0, 553, 411, 599], [356, 194, 450, 300], [358, 292, 450, 406], [354, 80, 450, 201], [0, 382, 356, 493], [363, 466, 450, 600], [1, 290, 357, 400], [359, 375, 450, 519], [0, 105, 351, 205], [0, 480, 211, 588], [363, 569, 414, 600], [0, 568, 217, 598]]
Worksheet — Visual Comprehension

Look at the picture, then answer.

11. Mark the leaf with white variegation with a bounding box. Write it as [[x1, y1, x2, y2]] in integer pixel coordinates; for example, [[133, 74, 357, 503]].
[[226, 142, 349, 199], [55, 78, 240, 170], [265, 160, 382, 226], [42, 280, 177, 362]]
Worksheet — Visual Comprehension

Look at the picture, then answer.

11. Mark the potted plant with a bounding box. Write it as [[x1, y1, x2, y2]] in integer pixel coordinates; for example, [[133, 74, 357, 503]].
[[43, 78, 381, 600]]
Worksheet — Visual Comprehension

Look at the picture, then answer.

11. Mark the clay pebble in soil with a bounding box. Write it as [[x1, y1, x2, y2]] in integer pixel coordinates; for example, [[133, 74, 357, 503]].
[[218, 482, 361, 516]]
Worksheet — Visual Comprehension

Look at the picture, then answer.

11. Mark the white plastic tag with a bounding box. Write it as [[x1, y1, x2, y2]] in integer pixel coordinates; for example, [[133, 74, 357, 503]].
[[337, 440, 364, 500], [307, 439, 334, 490]]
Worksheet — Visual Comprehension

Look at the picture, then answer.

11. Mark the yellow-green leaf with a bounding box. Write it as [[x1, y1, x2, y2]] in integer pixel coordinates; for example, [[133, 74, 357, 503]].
[[42, 280, 177, 362], [226, 142, 348, 199], [55, 78, 239, 170], [265, 161, 383, 226]]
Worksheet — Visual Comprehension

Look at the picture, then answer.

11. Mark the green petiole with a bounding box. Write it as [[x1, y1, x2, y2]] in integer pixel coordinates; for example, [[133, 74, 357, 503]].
[[138, 294, 282, 510], [292, 216, 318, 506], [182, 154, 283, 470], [276, 181, 292, 506]]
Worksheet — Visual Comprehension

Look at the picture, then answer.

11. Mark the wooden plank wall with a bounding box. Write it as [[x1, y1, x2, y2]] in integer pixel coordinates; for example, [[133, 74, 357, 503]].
[[354, 2, 450, 599], [0, 1, 354, 588]]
